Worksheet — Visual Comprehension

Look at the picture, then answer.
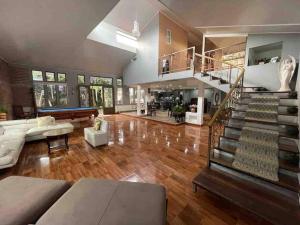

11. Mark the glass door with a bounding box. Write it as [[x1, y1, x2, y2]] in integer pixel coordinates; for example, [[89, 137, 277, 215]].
[[78, 86, 90, 107], [90, 86, 104, 109], [103, 87, 115, 114]]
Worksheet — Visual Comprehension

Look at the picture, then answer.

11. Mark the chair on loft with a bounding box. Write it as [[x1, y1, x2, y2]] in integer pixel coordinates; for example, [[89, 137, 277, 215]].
[[13, 105, 34, 119]]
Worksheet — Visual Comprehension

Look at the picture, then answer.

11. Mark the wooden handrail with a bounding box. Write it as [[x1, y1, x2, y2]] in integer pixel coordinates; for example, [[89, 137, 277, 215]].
[[207, 67, 244, 127], [160, 46, 195, 59], [194, 53, 245, 127], [204, 42, 246, 54]]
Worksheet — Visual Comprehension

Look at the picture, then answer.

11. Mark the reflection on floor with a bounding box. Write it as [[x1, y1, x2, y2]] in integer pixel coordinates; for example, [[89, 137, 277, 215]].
[[122, 110, 183, 125], [0, 115, 269, 225]]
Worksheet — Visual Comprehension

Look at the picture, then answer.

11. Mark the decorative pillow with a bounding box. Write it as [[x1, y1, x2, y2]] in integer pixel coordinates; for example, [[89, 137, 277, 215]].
[[0, 145, 10, 158], [0, 126, 4, 136], [37, 116, 53, 127], [94, 119, 102, 131]]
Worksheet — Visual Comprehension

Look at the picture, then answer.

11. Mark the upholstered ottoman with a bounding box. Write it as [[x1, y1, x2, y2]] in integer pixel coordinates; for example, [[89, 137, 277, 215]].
[[0, 176, 70, 225], [84, 120, 108, 147], [36, 178, 167, 225]]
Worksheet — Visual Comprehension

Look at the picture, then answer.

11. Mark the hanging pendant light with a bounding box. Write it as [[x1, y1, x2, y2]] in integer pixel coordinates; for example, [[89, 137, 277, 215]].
[[132, 20, 141, 38]]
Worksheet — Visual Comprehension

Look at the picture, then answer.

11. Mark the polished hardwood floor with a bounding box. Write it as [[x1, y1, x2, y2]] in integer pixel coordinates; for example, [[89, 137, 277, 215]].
[[0, 115, 272, 225]]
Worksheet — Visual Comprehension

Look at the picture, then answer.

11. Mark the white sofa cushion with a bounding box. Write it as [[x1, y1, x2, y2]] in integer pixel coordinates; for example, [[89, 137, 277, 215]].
[[0, 126, 4, 135], [0, 155, 13, 166], [26, 123, 74, 137], [0, 145, 10, 157], [0, 133, 25, 142], [37, 116, 55, 127], [0, 119, 28, 126], [26, 118, 38, 124]]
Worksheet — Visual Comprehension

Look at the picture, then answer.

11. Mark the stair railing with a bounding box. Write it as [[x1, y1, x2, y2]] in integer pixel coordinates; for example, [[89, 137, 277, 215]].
[[194, 53, 245, 166]]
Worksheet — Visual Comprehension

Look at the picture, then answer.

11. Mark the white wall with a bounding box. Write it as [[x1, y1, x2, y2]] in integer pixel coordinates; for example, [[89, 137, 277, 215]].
[[244, 34, 300, 91], [123, 15, 159, 85]]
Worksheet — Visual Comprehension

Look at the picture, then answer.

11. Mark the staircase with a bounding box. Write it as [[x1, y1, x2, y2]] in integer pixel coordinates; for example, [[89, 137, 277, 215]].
[[193, 88, 300, 225]]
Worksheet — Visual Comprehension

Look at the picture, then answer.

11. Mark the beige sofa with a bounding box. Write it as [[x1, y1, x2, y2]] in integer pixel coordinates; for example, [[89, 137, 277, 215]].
[[0, 176, 166, 225], [0, 117, 74, 169]]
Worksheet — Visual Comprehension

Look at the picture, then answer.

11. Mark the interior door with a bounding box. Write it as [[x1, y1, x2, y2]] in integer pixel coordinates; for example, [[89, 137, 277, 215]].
[[103, 87, 115, 114]]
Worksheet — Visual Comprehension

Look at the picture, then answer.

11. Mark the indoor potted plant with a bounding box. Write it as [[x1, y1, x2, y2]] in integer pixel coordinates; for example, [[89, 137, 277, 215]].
[[172, 104, 185, 123], [0, 104, 7, 121]]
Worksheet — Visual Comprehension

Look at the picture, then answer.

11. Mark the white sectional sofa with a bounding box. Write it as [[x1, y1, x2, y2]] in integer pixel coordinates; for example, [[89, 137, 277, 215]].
[[0, 117, 74, 169]]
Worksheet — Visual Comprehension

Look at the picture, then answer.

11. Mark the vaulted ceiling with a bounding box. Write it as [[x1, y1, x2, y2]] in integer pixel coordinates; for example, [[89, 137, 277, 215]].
[[0, 0, 135, 75], [159, 0, 300, 34]]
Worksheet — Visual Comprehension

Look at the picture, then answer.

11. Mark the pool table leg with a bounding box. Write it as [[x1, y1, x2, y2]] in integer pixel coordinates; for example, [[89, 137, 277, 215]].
[[65, 134, 69, 150], [46, 139, 51, 154]]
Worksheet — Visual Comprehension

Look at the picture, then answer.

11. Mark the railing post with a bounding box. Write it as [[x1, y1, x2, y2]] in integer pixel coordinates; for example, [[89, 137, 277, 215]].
[[229, 65, 232, 86], [208, 125, 212, 168]]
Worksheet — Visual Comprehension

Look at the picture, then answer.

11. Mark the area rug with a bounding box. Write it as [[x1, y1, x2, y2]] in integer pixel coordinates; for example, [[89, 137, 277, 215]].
[[233, 95, 279, 181]]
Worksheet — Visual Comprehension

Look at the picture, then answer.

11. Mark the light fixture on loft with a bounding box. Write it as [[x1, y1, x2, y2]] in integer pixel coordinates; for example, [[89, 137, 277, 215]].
[[132, 20, 141, 38]]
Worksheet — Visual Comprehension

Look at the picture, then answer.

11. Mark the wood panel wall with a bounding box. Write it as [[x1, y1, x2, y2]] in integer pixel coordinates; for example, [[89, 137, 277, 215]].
[[159, 13, 188, 73]]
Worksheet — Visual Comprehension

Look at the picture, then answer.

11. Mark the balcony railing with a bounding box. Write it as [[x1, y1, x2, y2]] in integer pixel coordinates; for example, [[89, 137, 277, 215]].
[[204, 42, 246, 71], [159, 47, 195, 75]]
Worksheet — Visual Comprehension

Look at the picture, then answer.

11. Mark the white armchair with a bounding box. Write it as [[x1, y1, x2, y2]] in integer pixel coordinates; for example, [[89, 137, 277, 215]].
[[84, 120, 109, 147]]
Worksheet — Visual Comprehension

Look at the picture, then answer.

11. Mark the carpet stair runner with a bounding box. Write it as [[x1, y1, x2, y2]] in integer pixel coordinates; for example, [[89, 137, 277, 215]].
[[233, 95, 280, 181]]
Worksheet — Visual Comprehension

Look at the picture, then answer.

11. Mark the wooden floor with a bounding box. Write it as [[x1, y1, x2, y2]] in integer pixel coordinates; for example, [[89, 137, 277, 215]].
[[0, 115, 272, 225]]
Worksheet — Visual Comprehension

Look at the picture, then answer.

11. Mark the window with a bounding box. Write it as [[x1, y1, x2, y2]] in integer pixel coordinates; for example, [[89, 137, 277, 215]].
[[57, 73, 66, 82], [33, 83, 46, 107], [166, 29, 172, 45], [129, 88, 137, 104], [57, 84, 68, 105], [32, 71, 68, 108], [45, 84, 57, 107], [116, 78, 122, 86], [45, 72, 55, 82], [116, 78, 123, 105], [78, 75, 85, 84], [32, 70, 43, 81], [104, 87, 113, 108], [117, 88, 123, 105], [90, 76, 113, 85]]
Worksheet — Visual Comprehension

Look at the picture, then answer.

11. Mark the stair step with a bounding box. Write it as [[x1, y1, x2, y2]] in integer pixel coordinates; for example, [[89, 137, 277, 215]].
[[239, 98, 298, 106], [232, 115, 298, 127], [225, 124, 299, 139], [210, 153, 300, 193], [220, 135, 299, 154], [242, 91, 297, 99], [193, 168, 300, 225], [211, 76, 220, 80], [233, 108, 298, 117], [214, 147, 300, 172], [219, 79, 228, 84]]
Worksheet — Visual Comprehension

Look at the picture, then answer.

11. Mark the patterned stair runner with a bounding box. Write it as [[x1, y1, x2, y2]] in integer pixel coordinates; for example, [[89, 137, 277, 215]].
[[233, 95, 280, 181]]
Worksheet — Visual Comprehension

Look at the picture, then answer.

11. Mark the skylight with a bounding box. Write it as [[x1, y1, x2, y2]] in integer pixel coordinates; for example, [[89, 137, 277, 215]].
[[116, 31, 138, 48], [87, 22, 137, 53]]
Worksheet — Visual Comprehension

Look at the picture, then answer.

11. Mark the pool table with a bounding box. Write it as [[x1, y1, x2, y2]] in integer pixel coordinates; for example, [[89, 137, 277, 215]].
[[37, 107, 98, 120]]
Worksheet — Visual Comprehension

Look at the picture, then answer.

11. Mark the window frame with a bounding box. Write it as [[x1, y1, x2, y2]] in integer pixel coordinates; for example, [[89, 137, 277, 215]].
[[57, 73, 67, 83], [116, 78, 123, 105], [32, 70, 44, 82], [32, 70, 68, 108], [77, 74, 85, 84], [90, 76, 113, 85], [45, 71, 55, 82]]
